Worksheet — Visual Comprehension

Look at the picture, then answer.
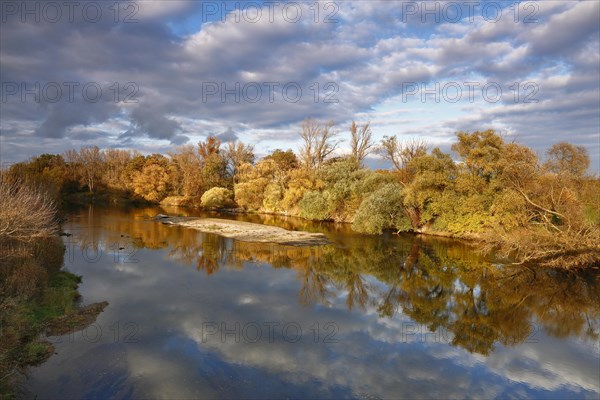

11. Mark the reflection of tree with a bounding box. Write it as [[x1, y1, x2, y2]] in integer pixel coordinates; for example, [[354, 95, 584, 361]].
[[343, 273, 369, 311], [298, 264, 331, 307], [70, 207, 600, 356]]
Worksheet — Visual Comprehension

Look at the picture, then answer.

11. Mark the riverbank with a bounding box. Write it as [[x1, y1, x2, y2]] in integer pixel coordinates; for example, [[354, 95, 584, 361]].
[[0, 178, 109, 397], [154, 215, 331, 246], [51, 185, 600, 269]]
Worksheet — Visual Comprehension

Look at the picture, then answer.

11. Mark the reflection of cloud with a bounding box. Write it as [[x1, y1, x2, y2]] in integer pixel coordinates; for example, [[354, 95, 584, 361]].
[[179, 297, 599, 399], [485, 338, 600, 393]]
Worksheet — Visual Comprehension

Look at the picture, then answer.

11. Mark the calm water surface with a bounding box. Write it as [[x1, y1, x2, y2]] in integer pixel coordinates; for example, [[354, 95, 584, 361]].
[[23, 206, 600, 399]]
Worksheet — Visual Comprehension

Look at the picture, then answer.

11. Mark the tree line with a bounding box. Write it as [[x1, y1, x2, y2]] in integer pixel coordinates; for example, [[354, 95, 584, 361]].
[[4, 119, 599, 268]]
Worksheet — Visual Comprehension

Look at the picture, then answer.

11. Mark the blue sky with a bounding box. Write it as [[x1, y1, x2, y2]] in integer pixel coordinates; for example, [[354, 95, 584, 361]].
[[1, 1, 599, 171]]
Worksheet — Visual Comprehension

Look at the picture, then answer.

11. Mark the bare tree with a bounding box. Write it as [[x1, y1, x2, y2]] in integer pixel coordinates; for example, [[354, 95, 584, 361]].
[[78, 146, 103, 193], [380, 136, 428, 170], [299, 118, 340, 171], [224, 141, 255, 183], [63, 148, 82, 185], [350, 121, 375, 166], [104, 149, 133, 190]]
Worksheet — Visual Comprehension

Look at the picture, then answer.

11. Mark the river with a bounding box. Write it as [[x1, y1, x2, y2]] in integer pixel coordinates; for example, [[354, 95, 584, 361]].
[[22, 205, 600, 399]]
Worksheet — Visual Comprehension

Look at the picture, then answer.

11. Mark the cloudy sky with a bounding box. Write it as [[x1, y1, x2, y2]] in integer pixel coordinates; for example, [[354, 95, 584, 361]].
[[1, 1, 599, 171]]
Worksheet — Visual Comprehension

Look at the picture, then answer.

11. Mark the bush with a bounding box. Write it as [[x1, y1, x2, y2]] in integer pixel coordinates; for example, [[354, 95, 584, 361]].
[[352, 184, 411, 234], [201, 187, 234, 209], [0, 176, 58, 245], [299, 190, 331, 220]]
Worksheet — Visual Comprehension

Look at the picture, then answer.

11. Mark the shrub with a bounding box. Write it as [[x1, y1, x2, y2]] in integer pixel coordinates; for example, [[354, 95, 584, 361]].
[[0, 176, 58, 245], [201, 187, 234, 209], [352, 183, 411, 234], [299, 190, 331, 220]]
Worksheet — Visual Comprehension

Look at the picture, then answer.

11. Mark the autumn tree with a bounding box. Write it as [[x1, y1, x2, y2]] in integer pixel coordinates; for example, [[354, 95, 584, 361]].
[[63, 147, 103, 193], [78, 146, 104, 193], [5, 154, 70, 200], [234, 159, 277, 211], [263, 149, 298, 171], [544, 142, 590, 177], [352, 183, 410, 234], [201, 187, 234, 209], [0, 175, 58, 246], [403, 148, 457, 230], [198, 136, 229, 191], [198, 136, 221, 160], [103, 149, 134, 191], [132, 155, 172, 202], [170, 145, 202, 197]]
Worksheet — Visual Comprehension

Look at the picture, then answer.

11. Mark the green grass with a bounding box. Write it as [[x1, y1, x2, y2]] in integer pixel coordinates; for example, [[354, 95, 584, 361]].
[[24, 271, 81, 329]]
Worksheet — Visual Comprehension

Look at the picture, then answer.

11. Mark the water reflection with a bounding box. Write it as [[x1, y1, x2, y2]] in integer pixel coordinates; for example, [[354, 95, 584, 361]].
[[66, 206, 600, 355], [24, 206, 600, 399]]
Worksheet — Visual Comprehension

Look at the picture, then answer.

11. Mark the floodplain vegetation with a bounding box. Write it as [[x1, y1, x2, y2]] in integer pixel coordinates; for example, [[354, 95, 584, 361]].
[[4, 120, 599, 268]]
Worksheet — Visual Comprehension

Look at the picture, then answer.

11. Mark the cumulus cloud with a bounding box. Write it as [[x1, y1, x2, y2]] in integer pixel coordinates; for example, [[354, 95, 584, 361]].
[[215, 127, 239, 143], [0, 1, 598, 169]]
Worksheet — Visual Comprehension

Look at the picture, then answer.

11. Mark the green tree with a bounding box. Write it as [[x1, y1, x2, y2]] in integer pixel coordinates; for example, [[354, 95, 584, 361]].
[[352, 183, 411, 234], [451, 130, 504, 182]]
